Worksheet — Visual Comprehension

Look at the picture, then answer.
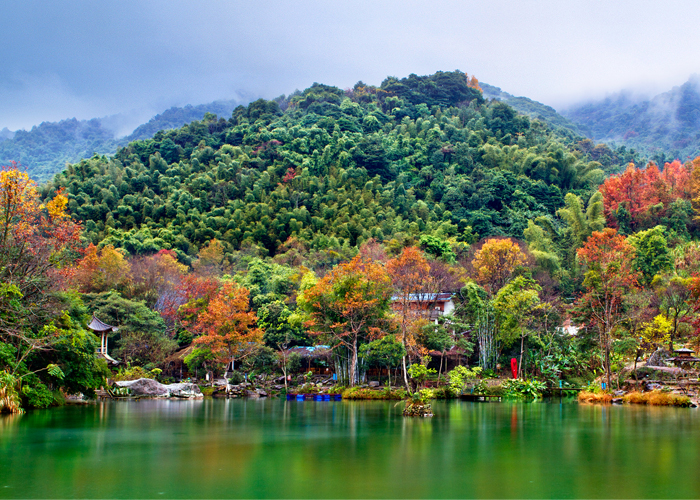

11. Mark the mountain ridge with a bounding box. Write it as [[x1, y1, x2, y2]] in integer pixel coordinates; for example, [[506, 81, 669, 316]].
[[562, 75, 700, 163]]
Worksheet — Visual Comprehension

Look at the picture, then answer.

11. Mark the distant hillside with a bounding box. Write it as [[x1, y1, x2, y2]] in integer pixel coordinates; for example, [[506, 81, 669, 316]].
[[481, 83, 585, 136], [125, 99, 245, 142], [561, 76, 700, 163], [0, 98, 248, 183]]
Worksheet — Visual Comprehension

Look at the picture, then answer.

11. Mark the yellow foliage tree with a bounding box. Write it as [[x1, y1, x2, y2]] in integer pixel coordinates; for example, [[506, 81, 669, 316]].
[[73, 244, 132, 293], [471, 238, 527, 295], [641, 314, 673, 349]]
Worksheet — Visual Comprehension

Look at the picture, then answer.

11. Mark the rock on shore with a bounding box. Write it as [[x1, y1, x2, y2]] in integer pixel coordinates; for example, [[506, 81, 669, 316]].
[[115, 378, 203, 398]]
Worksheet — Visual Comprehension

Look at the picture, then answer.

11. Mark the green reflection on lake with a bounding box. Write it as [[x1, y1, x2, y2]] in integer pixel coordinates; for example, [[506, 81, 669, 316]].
[[1, 399, 699, 498]]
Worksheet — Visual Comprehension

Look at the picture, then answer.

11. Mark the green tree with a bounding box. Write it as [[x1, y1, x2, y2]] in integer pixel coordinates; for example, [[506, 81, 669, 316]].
[[493, 276, 542, 377], [628, 226, 671, 286], [359, 335, 406, 388]]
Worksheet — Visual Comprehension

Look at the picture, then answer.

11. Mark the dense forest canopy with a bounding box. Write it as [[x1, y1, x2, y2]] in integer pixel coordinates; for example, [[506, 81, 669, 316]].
[[42, 71, 635, 268]]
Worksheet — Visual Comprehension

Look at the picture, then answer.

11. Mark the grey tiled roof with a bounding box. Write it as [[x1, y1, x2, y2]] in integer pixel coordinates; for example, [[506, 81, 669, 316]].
[[87, 315, 118, 332]]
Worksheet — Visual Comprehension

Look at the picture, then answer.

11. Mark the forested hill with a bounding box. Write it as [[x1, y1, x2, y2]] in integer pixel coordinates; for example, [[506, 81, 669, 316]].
[[562, 75, 700, 163], [43, 70, 635, 266], [0, 99, 245, 184]]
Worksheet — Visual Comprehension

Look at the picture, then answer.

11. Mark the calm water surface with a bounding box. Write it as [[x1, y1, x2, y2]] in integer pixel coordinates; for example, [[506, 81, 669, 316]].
[[1, 399, 699, 498]]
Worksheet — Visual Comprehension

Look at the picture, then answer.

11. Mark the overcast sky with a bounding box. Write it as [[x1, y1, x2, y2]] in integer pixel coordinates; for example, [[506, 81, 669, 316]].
[[2, 0, 700, 131]]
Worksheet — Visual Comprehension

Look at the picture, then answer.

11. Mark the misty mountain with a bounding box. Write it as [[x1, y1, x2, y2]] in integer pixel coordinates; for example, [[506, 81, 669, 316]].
[[0, 98, 249, 183], [561, 75, 700, 163], [480, 83, 585, 136], [0, 128, 14, 141]]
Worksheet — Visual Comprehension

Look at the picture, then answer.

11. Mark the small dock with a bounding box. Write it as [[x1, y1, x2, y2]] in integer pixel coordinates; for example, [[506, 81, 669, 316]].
[[460, 394, 501, 402]]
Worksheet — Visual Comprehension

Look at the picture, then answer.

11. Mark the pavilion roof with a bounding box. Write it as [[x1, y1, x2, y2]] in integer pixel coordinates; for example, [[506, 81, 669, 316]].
[[87, 315, 118, 333]]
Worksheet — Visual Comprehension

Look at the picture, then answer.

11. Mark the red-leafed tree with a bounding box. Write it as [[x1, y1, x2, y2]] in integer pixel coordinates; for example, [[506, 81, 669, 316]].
[[72, 244, 132, 293], [161, 273, 220, 334], [575, 229, 640, 388], [129, 249, 188, 309], [599, 161, 693, 231]]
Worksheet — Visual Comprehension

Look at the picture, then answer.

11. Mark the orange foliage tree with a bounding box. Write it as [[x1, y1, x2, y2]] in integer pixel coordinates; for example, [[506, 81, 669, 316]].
[[164, 273, 221, 334], [192, 282, 262, 374], [599, 160, 693, 231], [575, 229, 639, 388], [301, 256, 393, 386], [72, 244, 132, 293], [471, 238, 527, 295], [386, 246, 431, 389], [1, 163, 81, 347]]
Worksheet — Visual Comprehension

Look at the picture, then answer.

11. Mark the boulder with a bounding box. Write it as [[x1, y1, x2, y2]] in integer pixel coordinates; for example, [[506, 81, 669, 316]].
[[167, 383, 203, 398], [116, 378, 168, 396], [246, 390, 260, 399], [115, 378, 203, 398], [646, 349, 672, 367]]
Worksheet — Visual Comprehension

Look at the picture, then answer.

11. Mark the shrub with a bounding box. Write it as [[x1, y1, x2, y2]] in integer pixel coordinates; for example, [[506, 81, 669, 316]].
[[342, 387, 406, 400], [578, 391, 613, 403], [623, 390, 691, 407], [447, 365, 482, 396], [21, 383, 58, 409], [228, 370, 245, 385], [199, 386, 216, 397], [431, 387, 453, 399], [113, 365, 156, 381], [502, 378, 547, 399]]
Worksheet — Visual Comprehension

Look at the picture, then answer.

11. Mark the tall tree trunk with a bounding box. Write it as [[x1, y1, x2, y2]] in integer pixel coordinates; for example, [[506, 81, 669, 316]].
[[518, 333, 525, 378], [350, 338, 359, 387], [605, 331, 612, 390], [402, 356, 410, 393]]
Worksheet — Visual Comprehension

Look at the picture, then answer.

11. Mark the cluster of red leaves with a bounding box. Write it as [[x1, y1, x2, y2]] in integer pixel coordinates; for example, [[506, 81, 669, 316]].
[[599, 160, 692, 231], [575, 228, 640, 332], [281, 167, 297, 183]]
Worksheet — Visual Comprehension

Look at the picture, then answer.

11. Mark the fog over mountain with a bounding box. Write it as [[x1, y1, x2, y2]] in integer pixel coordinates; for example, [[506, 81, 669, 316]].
[[3, 1, 700, 132], [562, 75, 700, 163]]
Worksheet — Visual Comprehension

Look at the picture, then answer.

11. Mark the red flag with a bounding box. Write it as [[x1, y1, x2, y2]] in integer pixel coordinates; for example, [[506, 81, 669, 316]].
[[511, 358, 518, 379]]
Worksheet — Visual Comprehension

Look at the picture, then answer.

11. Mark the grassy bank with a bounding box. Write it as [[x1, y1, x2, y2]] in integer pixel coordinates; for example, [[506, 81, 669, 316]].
[[578, 390, 692, 407]]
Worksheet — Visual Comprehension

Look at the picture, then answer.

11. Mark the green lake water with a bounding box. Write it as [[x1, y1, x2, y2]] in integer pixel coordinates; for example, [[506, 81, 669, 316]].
[[1, 398, 699, 498]]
